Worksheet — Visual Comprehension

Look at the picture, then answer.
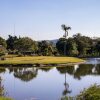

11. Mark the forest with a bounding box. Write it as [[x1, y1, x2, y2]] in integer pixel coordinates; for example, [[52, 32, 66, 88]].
[[0, 33, 99, 57]]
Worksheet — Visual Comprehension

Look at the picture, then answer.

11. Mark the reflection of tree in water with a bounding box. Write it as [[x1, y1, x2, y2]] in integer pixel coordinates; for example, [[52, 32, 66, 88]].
[[56, 66, 74, 75], [94, 64, 100, 75], [0, 67, 6, 73], [8, 67, 23, 73], [0, 68, 7, 96], [0, 77, 4, 96], [74, 64, 94, 80], [0, 76, 8, 97], [73, 64, 100, 80], [57, 64, 100, 80], [39, 67, 53, 72], [56, 66, 72, 96], [13, 67, 38, 82], [62, 73, 71, 96]]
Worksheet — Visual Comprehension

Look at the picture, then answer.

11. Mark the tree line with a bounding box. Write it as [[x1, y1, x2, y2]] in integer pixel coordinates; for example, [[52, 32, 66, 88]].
[[0, 33, 100, 57]]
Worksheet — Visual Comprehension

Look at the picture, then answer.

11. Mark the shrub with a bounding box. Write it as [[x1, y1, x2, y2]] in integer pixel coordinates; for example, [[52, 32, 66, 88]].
[[61, 84, 100, 100], [77, 85, 100, 100]]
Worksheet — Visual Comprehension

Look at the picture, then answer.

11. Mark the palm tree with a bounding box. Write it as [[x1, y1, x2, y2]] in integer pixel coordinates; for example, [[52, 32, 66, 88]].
[[61, 24, 71, 56], [61, 24, 71, 38]]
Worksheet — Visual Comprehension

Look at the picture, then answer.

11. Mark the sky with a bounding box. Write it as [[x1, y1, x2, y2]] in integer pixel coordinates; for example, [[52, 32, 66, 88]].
[[0, 0, 100, 40]]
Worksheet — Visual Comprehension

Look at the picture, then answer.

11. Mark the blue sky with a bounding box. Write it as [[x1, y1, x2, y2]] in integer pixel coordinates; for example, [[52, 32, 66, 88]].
[[0, 0, 100, 40]]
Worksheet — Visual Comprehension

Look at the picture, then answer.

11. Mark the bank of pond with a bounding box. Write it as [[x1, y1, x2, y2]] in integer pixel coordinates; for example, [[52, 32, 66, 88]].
[[0, 56, 84, 67]]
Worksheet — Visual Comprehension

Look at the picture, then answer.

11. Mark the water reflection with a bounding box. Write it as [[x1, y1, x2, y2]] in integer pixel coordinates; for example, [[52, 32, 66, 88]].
[[56, 64, 100, 80], [1, 64, 100, 82], [13, 67, 38, 82], [0, 58, 100, 100], [0, 77, 7, 97], [62, 73, 71, 96], [0, 68, 6, 96], [39, 67, 53, 72], [0, 77, 4, 96]]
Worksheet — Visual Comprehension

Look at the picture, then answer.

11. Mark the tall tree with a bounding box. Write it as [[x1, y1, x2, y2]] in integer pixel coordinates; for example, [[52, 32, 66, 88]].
[[73, 33, 93, 56], [56, 38, 78, 56], [61, 24, 71, 55], [6, 35, 18, 50], [96, 41, 100, 56]]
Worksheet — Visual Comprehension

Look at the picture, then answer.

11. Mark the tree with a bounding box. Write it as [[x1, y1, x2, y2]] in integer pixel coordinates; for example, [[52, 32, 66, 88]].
[[73, 33, 93, 56], [56, 38, 78, 56], [0, 37, 7, 56], [38, 41, 55, 56], [61, 24, 71, 38], [95, 41, 100, 56], [56, 38, 66, 55], [61, 24, 71, 55], [66, 38, 78, 56], [0, 37, 7, 48], [14, 37, 38, 55], [6, 35, 18, 50]]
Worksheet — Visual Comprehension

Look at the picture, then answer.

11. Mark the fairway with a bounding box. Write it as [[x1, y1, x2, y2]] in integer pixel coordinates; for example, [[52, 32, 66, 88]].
[[0, 56, 84, 66]]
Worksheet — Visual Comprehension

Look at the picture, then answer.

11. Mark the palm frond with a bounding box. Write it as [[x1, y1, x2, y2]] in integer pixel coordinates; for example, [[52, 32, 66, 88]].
[[61, 24, 71, 31]]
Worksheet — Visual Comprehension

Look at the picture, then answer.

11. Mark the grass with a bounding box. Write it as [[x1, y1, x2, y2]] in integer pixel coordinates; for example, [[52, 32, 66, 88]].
[[0, 97, 12, 100], [0, 56, 84, 65]]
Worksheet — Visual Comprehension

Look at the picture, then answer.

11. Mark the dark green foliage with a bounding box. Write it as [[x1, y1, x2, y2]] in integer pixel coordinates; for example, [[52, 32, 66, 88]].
[[0, 33, 99, 57], [56, 38, 78, 56], [14, 37, 38, 55], [73, 33, 93, 57], [38, 41, 56, 56], [0, 47, 6, 56], [95, 41, 100, 56], [56, 33, 99, 57], [0, 37, 7, 48], [6, 35, 18, 50], [0, 37, 7, 56], [66, 38, 78, 56], [77, 85, 100, 100], [56, 38, 66, 55], [61, 85, 100, 100]]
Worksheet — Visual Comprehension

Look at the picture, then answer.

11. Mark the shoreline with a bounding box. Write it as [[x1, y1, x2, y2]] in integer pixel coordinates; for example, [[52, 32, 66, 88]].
[[0, 56, 85, 67], [0, 61, 85, 67]]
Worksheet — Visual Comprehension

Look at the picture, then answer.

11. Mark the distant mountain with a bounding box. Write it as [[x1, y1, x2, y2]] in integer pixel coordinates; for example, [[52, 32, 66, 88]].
[[50, 39, 58, 45], [37, 39, 59, 46]]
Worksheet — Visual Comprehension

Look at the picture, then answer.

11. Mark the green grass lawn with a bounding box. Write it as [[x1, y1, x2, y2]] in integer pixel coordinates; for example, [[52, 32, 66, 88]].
[[0, 97, 12, 100], [0, 56, 84, 65]]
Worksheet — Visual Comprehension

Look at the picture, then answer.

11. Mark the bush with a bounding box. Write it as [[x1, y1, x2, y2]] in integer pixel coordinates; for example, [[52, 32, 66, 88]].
[[77, 85, 100, 100], [61, 85, 100, 100]]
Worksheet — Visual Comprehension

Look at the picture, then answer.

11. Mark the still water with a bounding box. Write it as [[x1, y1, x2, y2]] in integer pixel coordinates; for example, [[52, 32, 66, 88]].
[[0, 58, 100, 100]]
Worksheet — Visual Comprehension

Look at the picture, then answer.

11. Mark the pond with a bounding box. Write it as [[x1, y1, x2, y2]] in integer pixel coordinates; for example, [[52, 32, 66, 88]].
[[0, 58, 100, 100]]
